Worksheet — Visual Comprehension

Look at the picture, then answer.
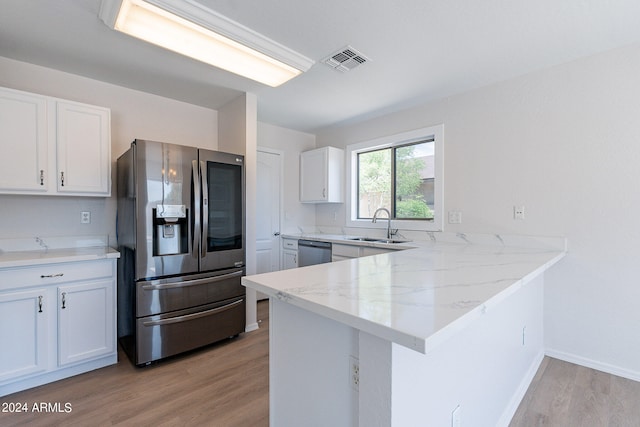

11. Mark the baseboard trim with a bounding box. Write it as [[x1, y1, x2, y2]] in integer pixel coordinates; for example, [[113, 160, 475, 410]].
[[498, 349, 545, 426], [545, 348, 640, 382], [0, 354, 117, 398], [245, 322, 260, 333]]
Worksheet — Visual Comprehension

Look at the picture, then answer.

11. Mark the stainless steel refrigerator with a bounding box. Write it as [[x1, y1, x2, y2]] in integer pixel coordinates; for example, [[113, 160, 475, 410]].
[[117, 139, 246, 366]]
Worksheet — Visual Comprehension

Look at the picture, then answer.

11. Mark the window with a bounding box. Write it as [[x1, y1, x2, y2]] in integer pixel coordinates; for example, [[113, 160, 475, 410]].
[[357, 140, 434, 220], [346, 124, 443, 231]]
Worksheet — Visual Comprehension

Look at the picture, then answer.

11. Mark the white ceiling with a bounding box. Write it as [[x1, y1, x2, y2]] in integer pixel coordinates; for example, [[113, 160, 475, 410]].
[[2, 0, 640, 133]]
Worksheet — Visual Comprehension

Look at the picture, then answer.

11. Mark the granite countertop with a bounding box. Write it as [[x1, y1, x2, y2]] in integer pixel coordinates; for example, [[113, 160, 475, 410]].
[[0, 235, 120, 269], [243, 232, 566, 354]]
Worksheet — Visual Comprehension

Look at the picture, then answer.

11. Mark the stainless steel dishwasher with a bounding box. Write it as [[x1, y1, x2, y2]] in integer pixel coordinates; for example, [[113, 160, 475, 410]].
[[297, 239, 332, 267]]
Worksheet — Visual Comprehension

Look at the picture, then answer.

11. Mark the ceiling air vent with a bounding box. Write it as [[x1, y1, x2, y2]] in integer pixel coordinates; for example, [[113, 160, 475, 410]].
[[322, 46, 370, 72]]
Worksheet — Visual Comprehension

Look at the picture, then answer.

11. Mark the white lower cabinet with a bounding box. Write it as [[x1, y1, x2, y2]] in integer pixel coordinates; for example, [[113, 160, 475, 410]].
[[0, 288, 48, 382], [331, 243, 361, 262], [58, 279, 114, 366], [282, 238, 298, 270], [332, 242, 399, 262], [283, 250, 298, 269], [0, 259, 117, 396]]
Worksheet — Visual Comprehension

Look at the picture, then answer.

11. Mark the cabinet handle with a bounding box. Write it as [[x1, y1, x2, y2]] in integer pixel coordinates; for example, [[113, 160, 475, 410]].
[[60, 171, 64, 187], [40, 170, 44, 186], [40, 273, 64, 278], [273, 232, 281, 236], [61, 292, 66, 309], [38, 295, 43, 313], [323, 188, 326, 198], [294, 254, 297, 264]]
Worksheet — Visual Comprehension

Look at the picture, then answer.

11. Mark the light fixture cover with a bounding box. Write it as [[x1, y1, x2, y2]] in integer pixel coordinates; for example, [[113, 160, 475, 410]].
[[99, 0, 314, 87]]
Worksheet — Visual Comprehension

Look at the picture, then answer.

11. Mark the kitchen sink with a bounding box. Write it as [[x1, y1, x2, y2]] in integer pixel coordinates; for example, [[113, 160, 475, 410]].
[[347, 237, 409, 244]]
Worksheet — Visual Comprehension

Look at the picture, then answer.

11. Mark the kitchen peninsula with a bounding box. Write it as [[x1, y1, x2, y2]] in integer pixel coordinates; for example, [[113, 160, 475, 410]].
[[242, 232, 566, 427]]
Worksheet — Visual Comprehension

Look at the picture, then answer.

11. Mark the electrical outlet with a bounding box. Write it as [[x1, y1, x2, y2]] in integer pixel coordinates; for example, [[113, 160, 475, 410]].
[[514, 206, 525, 220], [81, 211, 91, 224], [349, 355, 359, 391], [448, 210, 462, 224]]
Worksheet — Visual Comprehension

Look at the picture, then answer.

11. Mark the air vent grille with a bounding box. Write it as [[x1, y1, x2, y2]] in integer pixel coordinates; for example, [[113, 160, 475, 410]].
[[323, 46, 370, 72]]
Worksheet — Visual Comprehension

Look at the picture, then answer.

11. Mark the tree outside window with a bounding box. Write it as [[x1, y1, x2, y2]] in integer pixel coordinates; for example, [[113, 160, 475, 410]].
[[357, 140, 434, 220]]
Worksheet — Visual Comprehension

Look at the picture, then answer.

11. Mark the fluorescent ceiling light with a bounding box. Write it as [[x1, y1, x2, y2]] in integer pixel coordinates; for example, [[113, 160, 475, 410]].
[[99, 0, 314, 87]]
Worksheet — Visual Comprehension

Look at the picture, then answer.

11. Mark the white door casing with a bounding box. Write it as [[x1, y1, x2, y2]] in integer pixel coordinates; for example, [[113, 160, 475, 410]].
[[256, 149, 282, 278]]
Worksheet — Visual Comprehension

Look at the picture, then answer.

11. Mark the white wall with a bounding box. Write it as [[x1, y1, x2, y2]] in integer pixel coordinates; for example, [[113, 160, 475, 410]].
[[0, 56, 218, 244], [219, 93, 260, 331], [257, 122, 316, 234], [316, 43, 640, 380]]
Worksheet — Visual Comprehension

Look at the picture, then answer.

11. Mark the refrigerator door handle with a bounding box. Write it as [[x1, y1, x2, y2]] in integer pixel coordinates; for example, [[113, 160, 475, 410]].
[[200, 160, 209, 258], [192, 160, 201, 257]]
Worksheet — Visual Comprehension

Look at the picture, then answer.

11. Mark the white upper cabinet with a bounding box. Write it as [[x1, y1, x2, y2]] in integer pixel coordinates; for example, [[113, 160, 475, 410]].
[[300, 146, 344, 203], [0, 89, 48, 192], [0, 87, 111, 197], [56, 101, 110, 195]]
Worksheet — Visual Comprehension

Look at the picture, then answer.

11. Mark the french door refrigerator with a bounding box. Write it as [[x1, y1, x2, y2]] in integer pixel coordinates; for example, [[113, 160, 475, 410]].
[[117, 139, 245, 366]]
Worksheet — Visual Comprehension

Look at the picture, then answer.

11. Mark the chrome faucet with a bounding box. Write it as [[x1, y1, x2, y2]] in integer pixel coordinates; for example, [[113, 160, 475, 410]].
[[372, 207, 395, 239]]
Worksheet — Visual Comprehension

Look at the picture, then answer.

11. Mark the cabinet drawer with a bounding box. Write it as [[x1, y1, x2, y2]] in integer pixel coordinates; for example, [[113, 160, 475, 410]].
[[283, 239, 298, 250], [135, 296, 245, 366], [0, 260, 113, 292], [332, 244, 360, 258]]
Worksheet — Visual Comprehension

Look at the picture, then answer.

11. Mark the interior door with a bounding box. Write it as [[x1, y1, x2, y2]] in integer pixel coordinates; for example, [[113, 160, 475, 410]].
[[256, 150, 282, 279]]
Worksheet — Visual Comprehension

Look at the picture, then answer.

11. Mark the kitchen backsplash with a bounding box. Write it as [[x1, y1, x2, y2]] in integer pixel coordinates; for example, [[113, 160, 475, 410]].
[[0, 235, 110, 253]]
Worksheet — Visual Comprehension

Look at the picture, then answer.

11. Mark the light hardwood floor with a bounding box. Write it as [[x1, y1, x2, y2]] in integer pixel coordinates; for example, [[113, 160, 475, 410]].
[[3, 300, 640, 426], [0, 301, 269, 427], [510, 356, 640, 426]]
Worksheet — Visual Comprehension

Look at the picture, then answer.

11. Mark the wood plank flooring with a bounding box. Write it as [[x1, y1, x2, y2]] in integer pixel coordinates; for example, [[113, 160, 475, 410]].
[[3, 299, 640, 426], [510, 356, 640, 426], [0, 301, 269, 427]]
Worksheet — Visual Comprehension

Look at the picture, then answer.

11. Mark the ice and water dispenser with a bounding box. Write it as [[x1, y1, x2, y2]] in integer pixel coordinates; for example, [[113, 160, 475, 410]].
[[151, 144, 189, 257], [153, 204, 187, 256]]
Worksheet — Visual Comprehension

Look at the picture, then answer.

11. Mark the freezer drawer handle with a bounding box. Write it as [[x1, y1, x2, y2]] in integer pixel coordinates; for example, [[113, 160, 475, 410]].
[[141, 270, 243, 291], [142, 299, 244, 327]]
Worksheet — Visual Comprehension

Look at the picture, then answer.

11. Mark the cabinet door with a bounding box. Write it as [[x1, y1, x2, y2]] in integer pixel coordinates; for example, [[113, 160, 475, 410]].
[[56, 101, 110, 195], [360, 247, 394, 257], [0, 88, 48, 193], [283, 250, 298, 270], [300, 148, 327, 202], [0, 289, 48, 382], [58, 280, 114, 366]]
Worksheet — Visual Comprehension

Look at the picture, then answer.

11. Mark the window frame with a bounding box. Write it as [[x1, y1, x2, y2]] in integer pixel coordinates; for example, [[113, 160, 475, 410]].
[[346, 124, 444, 231]]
